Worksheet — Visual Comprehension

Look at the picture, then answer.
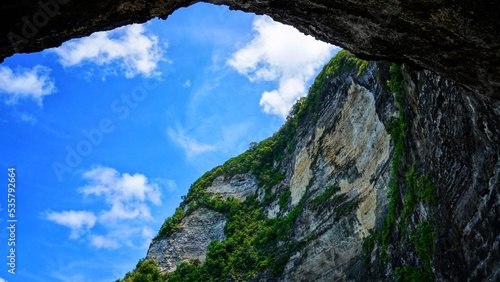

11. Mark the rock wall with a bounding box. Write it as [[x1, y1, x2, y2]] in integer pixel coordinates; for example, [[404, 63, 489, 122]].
[[401, 65, 500, 281], [278, 64, 394, 281], [206, 173, 258, 201], [146, 58, 397, 279], [143, 56, 499, 281], [147, 208, 226, 272]]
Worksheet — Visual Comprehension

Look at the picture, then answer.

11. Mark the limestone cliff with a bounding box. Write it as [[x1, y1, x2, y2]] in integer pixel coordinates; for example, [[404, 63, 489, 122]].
[[146, 53, 394, 281], [120, 51, 499, 281], [147, 208, 226, 273]]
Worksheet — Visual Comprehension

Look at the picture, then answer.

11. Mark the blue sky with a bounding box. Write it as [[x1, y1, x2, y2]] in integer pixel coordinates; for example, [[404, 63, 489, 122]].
[[0, 4, 337, 282]]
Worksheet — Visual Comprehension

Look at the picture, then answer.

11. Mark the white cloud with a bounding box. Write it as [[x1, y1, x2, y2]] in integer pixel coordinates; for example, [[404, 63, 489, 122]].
[[0, 65, 55, 105], [0, 277, 7, 282], [167, 126, 215, 159], [90, 235, 120, 249], [80, 166, 162, 222], [52, 24, 164, 78], [45, 210, 97, 239], [183, 80, 192, 87], [45, 166, 166, 250], [228, 16, 336, 118]]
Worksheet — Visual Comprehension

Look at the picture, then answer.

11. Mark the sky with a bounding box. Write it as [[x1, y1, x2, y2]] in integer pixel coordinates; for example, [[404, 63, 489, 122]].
[[0, 3, 337, 282]]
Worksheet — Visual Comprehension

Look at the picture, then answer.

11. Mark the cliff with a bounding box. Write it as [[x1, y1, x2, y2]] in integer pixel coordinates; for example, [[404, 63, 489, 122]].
[[118, 51, 500, 281]]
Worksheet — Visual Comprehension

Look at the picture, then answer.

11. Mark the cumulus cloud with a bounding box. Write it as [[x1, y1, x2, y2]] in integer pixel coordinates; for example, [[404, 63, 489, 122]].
[[0, 65, 55, 105], [52, 24, 164, 78], [228, 16, 336, 118], [45, 210, 97, 239], [45, 166, 171, 249], [80, 166, 162, 222]]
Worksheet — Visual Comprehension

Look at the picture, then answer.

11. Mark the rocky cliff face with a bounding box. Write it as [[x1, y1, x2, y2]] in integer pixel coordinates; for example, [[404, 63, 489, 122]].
[[400, 66, 500, 281], [146, 54, 396, 281], [147, 208, 226, 272], [138, 52, 499, 281]]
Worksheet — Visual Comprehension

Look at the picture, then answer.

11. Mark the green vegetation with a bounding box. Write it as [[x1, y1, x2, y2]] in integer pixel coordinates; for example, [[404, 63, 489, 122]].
[[162, 195, 306, 280], [412, 221, 435, 271], [278, 188, 291, 211], [156, 207, 185, 238], [387, 63, 404, 94], [394, 166, 436, 281], [310, 184, 340, 207], [398, 164, 437, 237], [393, 181, 436, 282], [380, 63, 407, 252], [291, 50, 369, 126], [117, 259, 165, 282], [121, 51, 371, 281], [394, 266, 425, 282], [154, 132, 289, 241], [363, 63, 436, 281], [395, 221, 435, 282], [356, 60, 369, 77], [401, 165, 437, 225], [156, 50, 368, 240], [126, 195, 308, 281], [166, 260, 204, 282]]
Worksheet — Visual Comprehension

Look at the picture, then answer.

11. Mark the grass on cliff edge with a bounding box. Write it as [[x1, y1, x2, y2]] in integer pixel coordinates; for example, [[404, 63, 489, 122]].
[[117, 50, 368, 282]]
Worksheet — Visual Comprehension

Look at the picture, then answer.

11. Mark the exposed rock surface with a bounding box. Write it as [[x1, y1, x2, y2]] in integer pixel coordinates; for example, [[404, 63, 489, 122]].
[[206, 173, 258, 201], [278, 66, 394, 281], [400, 65, 500, 281], [1, 0, 499, 96], [142, 56, 499, 281], [144, 59, 396, 280], [146, 208, 226, 272]]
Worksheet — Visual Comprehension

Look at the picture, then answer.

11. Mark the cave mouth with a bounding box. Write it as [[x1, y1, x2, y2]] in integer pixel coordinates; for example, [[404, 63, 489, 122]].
[[1, 1, 499, 281], [0, 3, 340, 126], [0, 4, 345, 281]]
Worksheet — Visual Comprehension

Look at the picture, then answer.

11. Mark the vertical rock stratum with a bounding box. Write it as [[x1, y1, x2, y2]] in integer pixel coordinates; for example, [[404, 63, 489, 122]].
[[119, 51, 499, 281]]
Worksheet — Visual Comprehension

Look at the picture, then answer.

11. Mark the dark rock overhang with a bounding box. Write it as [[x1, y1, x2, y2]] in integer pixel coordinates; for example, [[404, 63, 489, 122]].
[[1, 0, 499, 97]]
